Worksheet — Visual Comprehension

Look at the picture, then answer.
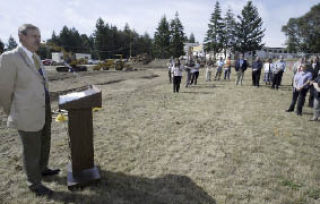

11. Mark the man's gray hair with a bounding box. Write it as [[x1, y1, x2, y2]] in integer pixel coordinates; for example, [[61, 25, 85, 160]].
[[18, 24, 39, 36]]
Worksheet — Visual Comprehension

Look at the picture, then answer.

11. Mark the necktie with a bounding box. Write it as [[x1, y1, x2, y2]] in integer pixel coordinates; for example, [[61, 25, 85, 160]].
[[32, 53, 40, 70], [33, 53, 49, 93]]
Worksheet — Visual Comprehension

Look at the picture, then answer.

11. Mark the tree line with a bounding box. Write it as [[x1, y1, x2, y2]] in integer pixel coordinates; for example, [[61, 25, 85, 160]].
[[0, 14, 195, 60], [1, 1, 318, 59], [0, 35, 18, 54], [0, 1, 265, 60]]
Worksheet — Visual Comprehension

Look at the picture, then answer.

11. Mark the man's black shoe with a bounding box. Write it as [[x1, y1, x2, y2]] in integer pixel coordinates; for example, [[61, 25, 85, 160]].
[[285, 109, 294, 112], [29, 184, 53, 197], [42, 168, 60, 176], [296, 112, 302, 116]]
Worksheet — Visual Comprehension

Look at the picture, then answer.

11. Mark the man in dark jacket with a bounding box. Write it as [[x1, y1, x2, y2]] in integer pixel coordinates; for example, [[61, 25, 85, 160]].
[[308, 56, 320, 107], [251, 57, 263, 87], [235, 54, 248, 85], [272, 56, 286, 90]]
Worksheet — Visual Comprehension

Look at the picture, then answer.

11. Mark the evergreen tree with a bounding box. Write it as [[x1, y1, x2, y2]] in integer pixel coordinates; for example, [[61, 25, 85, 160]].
[[169, 12, 185, 58], [50, 31, 60, 45], [122, 23, 132, 57], [235, 1, 265, 55], [80, 34, 93, 53], [223, 8, 237, 58], [87, 35, 98, 59], [37, 43, 51, 59], [189, 33, 196, 43], [154, 15, 171, 58], [130, 30, 140, 57], [204, 1, 225, 59], [7, 36, 18, 51], [57, 26, 84, 53], [94, 18, 108, 59], [0, 39, 4, 53], [139, 33, 153, 55], [93, 18, 153, 59]]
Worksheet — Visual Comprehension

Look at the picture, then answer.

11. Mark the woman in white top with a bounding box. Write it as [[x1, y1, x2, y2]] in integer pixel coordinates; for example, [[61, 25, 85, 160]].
[[263, 58, 274, 85], [171, 59, 184, 93]]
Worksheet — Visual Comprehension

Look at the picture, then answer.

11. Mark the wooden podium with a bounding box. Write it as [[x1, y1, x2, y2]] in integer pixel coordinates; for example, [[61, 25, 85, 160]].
[[59, 85, 101, 190]]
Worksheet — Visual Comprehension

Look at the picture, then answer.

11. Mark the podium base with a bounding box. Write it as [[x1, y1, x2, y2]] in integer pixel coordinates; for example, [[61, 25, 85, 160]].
[[67, 164, 101, 190]]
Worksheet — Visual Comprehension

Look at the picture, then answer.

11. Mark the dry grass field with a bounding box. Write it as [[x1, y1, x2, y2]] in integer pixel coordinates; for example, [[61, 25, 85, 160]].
[[0, 66, 319, 204]]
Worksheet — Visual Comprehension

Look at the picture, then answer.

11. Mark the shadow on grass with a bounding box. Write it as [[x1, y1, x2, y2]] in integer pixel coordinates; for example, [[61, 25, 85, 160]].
[[180, 91, 213, 95], [50, 169, 216, 204], [187, 84, 220, 88]]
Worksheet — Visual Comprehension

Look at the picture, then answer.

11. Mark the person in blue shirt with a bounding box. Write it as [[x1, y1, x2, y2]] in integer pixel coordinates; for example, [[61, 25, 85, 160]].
[[286, 63, 313, 116]]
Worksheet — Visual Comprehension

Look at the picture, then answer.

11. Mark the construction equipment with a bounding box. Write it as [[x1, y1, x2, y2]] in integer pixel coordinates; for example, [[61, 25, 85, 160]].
[[130, 53, 152, 65], [45, 42, 88, 72], [92, 54, 132, 71], [92, 59, 113, 71], [114, 54, 124, 70]]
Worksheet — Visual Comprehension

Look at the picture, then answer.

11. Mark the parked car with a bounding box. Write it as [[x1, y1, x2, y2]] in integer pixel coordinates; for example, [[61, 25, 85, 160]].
[[87, 59, 100, 65], [42, 59, 53, 66]]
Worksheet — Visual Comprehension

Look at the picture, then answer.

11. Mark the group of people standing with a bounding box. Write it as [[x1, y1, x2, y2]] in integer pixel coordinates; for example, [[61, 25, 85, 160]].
[[167, 55, 320, 121], [261, 56, 287, 89], [286, 56, 320, 121], [168, 58, 201, 92]]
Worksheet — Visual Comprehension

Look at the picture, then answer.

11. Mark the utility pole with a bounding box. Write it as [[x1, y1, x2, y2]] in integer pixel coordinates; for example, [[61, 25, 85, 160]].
[[129, 31, 132, 58]]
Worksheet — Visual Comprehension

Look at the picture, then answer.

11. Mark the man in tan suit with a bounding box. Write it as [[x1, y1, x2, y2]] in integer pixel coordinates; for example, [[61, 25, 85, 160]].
[[0, 24, 59, 196]]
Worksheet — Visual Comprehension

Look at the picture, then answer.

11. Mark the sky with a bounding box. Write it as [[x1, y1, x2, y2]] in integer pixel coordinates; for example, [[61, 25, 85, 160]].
[[0, 0, 319, 48]]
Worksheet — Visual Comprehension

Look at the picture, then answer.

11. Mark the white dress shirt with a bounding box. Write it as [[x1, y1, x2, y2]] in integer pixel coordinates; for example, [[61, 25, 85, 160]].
[[20, 45, 36, 66]]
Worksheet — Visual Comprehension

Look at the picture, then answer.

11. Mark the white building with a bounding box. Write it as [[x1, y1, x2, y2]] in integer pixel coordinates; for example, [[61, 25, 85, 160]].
[[183, 43, 301, 61], [51, 52, 92, 63], [51, 52, 64, 63], [253, 47, 287, 59], [75, 53, 91, 60], [183, 43, 200, 59]]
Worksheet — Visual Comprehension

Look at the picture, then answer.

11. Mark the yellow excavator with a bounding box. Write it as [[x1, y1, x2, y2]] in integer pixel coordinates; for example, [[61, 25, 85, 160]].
[[93, 54, 132, 71]]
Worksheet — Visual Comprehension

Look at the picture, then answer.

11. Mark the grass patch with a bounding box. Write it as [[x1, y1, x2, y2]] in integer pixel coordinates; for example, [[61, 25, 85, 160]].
[[307, 188, 320, 200], [281, 178, 303, 190], [0, 68, 319, 203]]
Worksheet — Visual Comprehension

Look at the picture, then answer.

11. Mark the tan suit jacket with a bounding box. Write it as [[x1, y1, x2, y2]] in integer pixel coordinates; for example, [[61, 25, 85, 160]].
[[0, 46, 48, 131]]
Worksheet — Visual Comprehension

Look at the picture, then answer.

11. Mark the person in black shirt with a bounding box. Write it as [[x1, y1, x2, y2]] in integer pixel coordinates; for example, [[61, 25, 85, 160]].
[[310, 74, 320, 121], [308, 56, 320, 107], [251, 57, 263, 87]]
